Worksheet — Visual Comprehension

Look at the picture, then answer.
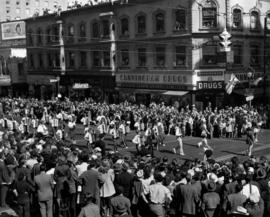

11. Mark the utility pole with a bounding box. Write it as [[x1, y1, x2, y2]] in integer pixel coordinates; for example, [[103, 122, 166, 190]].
[[263, 16, 267, 105]]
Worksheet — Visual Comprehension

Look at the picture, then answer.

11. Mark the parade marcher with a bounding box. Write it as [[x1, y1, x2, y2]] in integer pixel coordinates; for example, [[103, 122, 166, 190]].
[[119, 120, 127, 149], [173, 123, 185, 156], [246, 126, 255, 157], [78, 193, 101, 217]]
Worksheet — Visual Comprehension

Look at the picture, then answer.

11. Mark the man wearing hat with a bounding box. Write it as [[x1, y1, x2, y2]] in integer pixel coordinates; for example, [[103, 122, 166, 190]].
[[78, 193, 100, 217], [201, 181, 220, 217], [111, 185, 132, 217]]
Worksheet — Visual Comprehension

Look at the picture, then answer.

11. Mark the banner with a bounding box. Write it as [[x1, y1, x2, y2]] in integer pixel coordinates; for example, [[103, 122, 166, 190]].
[[1, 21, 26, 40], [226, 73, 239, 94]]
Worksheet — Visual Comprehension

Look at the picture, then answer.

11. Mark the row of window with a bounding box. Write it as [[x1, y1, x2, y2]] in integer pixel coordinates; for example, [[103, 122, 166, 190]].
[[6, 0, 57, 7], [28, 43, 265, 70], [27, 1, 270, 45]]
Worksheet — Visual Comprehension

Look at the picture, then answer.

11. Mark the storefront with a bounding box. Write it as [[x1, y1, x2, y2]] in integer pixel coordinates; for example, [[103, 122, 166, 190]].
[[116, 71, 195, 106]]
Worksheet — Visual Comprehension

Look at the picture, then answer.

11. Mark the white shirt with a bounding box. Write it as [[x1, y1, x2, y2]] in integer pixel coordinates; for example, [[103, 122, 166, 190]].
[[241, 183, 260, 199], [76, 162, 89, 176], [37, 124, 49, 136]]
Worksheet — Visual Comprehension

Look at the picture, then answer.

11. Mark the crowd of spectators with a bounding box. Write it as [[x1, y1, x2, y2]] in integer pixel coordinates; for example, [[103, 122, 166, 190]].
[[0, 97, 269, 217]]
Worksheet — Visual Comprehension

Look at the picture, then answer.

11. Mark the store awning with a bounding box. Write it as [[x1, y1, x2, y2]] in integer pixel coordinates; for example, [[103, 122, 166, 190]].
[[162, 91, 189, 96], [0, 75, 11, 86]]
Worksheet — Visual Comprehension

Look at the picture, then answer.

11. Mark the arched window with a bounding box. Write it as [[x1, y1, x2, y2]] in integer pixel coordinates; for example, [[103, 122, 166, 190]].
[[250, 11, 260, 30], [233, 44, 242, 64], [232, 8, 242, 29], [137, 14, 146, 34], [174, 9, 186, 31], [201, 0, 217, 29], [101, 19, 109, 38], [79, 23, 86, 40], [155, 12, 165, 33], [92, 21, 99, 38], [120, 17, 129, 36]]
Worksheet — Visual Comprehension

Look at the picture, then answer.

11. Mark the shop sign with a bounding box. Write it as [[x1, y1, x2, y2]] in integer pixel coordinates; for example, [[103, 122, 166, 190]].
[[234, 72, 263, 82], [116, 73, 191, 85], [197, 81, 224, 90], [73, 83, 89, 89]]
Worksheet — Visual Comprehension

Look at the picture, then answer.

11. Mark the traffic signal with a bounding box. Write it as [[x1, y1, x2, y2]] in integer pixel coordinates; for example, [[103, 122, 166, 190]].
[[219, 28, 232, 52]]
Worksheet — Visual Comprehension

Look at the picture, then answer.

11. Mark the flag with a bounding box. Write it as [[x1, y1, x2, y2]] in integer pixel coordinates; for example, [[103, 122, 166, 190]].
[[226, 73, 240, 94], [252, 77, 263, 86]]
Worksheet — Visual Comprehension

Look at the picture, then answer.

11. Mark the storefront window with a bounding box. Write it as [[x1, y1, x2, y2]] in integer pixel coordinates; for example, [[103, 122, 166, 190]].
[[250, 44, 260, 65], [174, 9, 186, 31], [137, 14, 146, 34], [155, 12, 165, 33], [120, 49, 129, 66], [202, 46, 217, 65], [120, 17, 129, 36], [201, 1, 217, 29], [80, 51, 86, 67], [156, 47, 165, 67], [138, 48, 146, 66], [175, 46, 186, 66], [233, 45, 242, 64], [232, 8, 242, 29]]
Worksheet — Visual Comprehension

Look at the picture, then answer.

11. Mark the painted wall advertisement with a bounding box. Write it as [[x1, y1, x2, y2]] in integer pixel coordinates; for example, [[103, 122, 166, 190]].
[[1, 21, 26, 40]]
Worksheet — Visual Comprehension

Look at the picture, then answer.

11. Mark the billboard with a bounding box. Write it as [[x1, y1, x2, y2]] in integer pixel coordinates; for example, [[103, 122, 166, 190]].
[[1, 21, 26, 40]]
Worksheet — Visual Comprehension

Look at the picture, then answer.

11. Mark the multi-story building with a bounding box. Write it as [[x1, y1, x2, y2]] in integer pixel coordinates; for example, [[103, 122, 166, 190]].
[[25, 0, 270, 106], [0, 0, 69, 97], [0, 0, 68, 22]]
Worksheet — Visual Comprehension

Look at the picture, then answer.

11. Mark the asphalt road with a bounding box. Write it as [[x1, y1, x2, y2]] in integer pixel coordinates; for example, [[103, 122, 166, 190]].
[[72, 125, 270, 162]]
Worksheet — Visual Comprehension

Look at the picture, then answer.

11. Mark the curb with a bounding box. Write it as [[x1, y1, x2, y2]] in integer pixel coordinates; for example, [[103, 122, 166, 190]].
[[216, 144, 270, 162]]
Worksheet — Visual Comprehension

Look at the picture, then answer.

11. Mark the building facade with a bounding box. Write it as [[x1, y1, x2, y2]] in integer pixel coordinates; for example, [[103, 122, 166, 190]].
[[0, 0, 68, 22], [25, 0, 270, 105]]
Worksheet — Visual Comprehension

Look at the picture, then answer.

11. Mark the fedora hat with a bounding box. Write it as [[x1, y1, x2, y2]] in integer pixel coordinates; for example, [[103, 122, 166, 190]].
[[206, 181, 216, 192], [256, 167, 266, 179]]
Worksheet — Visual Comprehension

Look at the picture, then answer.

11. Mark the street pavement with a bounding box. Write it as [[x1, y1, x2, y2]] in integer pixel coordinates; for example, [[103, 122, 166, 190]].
[[73, 125, 270, 162]]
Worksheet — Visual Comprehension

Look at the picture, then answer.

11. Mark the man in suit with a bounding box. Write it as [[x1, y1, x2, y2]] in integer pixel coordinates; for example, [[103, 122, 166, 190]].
[[0, 151, 10, 207], [173, 174, 200, 217], [34, 164, 54, 217], [79, 159, 104, 207]]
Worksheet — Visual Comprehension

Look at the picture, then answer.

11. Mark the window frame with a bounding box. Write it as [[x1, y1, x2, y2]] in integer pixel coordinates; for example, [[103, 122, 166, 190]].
[[79, 22, 86, 41], [91, 20, 100, 39], [232, 44, 243, 65], [27, 29, 33, 46], [37, 28, 43, 45], [93, 51, 100, 67], [136, 12, 147, 35], [101, 19, 110, 38], [80, 51, 87, 67], [200, 0, 218, 30], [102, 51, 110, 67], [120, 49, 129, 66], [137, 48, 147, 67], [67, 24, 75, 43], [202, 45, 218, 65], [173, 8, 186, 32], [120, 16, 129, 37], [232, 7, 243, 30], [174, 46, 186, 67], [155, 47, 166, 67], [153, 10, 165, 34], [250, 9, 261, 31], [250, 43, 261, 66], [68, 52, 75, 68]]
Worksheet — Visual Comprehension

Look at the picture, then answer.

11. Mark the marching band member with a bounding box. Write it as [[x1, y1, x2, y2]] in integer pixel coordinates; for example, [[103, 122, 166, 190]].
[[173, 123, 185, 156]]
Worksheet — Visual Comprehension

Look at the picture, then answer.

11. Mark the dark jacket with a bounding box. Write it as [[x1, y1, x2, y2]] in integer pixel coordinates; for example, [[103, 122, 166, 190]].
[[114, 171, 133, 199]]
